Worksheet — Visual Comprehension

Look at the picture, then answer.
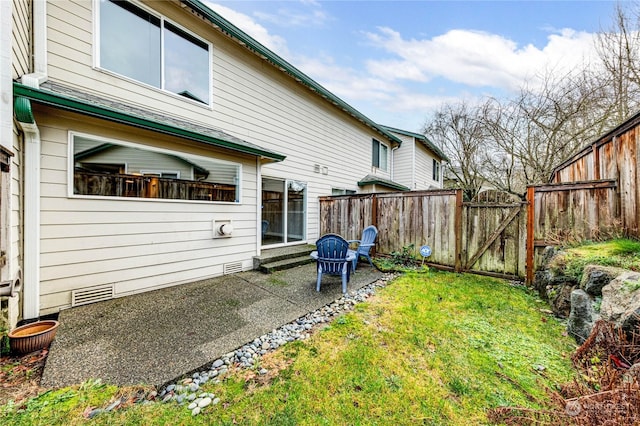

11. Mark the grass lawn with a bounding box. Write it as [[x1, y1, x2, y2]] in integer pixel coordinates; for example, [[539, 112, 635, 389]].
[[0, 270, 577, 425]]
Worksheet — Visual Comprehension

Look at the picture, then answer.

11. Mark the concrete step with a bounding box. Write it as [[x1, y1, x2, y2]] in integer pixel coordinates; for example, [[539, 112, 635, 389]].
[[255, 244, 315, 266], [258, 255, 315, 273]]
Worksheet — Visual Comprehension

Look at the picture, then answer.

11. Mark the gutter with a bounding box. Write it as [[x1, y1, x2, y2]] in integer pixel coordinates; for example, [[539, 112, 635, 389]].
[[181, 0, 402, 147]]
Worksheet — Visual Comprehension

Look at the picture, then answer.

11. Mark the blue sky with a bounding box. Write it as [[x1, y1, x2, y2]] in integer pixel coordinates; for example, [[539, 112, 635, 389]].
[[208, 1, 617, 132]]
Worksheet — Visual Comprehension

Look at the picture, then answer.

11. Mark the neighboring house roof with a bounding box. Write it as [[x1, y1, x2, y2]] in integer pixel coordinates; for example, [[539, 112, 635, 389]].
[[380, 125, 449, 162], [13, 81, 285, 162], [181, 0, 402, 148], [74, 142, 210, 176], [357, 174, 410, 191], [382, 126, 449, 162]]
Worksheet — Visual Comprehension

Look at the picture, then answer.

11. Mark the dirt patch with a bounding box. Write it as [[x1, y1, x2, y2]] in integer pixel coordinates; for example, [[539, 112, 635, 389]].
[[0, 349, 47, 406]]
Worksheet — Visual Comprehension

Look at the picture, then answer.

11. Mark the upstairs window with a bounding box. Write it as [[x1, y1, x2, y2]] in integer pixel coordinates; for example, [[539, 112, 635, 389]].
[[99, 0, 211, 104], [372, 139, 388, 171], [432, 159, 441, 181]]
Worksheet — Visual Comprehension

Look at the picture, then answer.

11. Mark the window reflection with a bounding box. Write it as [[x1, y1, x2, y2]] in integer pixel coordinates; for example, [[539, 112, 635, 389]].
[[73, 135, 240, 202]]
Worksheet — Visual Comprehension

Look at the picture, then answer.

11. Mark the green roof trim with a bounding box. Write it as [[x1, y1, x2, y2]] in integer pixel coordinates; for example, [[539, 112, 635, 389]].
[[380, 125, 449, 162], [357, 174, 410, 191], [14, 96, 35, 124], [182, 0, 402, 147], [13, 82, 286, 162]]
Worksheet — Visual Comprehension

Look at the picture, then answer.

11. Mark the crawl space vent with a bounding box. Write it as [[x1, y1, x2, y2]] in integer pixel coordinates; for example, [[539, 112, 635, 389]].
[[71, 285, 114, 307], [223, 262, 243, 275]]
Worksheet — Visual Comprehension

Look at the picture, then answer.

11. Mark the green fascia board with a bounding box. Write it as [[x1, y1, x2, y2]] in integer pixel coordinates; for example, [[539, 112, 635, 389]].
[[182, 0, 402, 147], [380, 125, 449, 162], [13, 82, 286, 162], [357, 177, 410, 192]]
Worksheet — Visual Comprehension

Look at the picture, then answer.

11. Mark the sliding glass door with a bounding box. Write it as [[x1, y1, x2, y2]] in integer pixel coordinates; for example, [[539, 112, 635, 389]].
[[262, 178, 306, 246]]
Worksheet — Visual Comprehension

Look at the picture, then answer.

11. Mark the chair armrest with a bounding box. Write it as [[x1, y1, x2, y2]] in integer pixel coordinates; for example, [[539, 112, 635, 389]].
[[346, 239, 361, 244]]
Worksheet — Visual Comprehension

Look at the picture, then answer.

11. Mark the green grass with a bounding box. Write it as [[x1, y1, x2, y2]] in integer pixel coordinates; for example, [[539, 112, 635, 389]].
[[550, 238, 640, 281], [1, 271, 576, 425]]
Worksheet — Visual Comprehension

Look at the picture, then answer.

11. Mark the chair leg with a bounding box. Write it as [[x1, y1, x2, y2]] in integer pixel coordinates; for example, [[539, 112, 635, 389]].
[[341, 270, 347, 294], [352, 256, 357, 271], [316, 266, 322, 292], [366, 255, 374, 267]]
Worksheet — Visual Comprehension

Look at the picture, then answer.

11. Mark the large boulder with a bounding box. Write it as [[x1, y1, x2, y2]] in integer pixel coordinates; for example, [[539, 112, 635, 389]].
[[567, 289, 595, 344], [580, 265, 625, 297], [532, 247, 582, 318], [551, 283, 579, 318], [600, 271, 640, 333]]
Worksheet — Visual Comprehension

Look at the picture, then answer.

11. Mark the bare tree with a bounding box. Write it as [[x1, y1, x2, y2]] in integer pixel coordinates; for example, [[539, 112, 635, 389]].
[[595, 1, 640, 123], [423, 101, 492, 201]]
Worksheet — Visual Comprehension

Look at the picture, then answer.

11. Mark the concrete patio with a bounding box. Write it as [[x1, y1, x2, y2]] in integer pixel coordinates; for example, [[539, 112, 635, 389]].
[[41, 262, 383, 388]]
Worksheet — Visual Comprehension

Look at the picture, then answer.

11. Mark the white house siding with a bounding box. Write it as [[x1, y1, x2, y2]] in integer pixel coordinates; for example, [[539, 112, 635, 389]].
[[34, 105, 259, 314], [44, 0, 393, 244], [391, 133, 415, 189], [415, 142, 439, 189], [11, 0, 31, 79]]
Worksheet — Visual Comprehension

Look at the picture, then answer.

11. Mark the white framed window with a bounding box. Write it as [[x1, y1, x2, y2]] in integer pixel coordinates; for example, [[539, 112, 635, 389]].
[[372, 139, 388, 171], [96, 0, 211, 105], [432, 159, 441, 181], [70, 132, 241, 203]]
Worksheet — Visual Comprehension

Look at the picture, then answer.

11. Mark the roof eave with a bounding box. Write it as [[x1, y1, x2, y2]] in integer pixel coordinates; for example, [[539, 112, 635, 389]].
[[181, 0, 402, 147], [13, 82, 285, 162]]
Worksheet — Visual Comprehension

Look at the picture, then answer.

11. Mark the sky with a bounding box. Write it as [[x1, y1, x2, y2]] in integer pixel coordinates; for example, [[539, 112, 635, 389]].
[[207, 0, 618, 132]]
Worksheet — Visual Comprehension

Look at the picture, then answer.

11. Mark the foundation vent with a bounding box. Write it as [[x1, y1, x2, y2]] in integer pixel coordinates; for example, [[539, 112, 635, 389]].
[[71, 285, 114, 307], [223, 262, 243, 275]]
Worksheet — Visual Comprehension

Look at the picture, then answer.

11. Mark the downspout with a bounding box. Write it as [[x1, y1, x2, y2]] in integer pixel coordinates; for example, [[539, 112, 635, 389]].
[[256, 157, 262, 258], [15, 98, 41, 319], [17, 0, 48, 319], [390, 145, 399, 182]]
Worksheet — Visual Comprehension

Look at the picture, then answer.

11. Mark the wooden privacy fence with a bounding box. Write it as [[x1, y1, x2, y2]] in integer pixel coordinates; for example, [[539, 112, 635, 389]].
[[319, 179, 625, 282]]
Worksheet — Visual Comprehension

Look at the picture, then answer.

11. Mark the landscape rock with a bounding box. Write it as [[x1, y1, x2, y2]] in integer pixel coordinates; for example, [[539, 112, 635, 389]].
[[600, 271, 640, 332], [567, 289, 595, 344], [551, 283, 578, 318], [580, 265, 625, 297]]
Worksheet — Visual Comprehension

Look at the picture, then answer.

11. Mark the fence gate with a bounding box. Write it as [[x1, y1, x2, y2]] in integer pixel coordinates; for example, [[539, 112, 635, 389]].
[[460, 191, 527, 279]]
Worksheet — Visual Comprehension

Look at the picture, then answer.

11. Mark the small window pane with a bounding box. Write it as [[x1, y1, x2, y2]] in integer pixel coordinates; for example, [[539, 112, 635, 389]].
[[164, 23, 210, 103], [372, 139, 380, 168], [73, 135, 240, 202], [380, 144, 388, 171], [100, 0, 161, 88]]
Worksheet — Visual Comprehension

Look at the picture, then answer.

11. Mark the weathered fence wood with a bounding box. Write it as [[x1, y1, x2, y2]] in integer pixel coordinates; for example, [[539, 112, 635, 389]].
[[319, 177, 629, 283]]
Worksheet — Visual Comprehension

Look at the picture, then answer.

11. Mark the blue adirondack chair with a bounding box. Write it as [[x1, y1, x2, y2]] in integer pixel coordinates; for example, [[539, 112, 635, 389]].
[[314, 234, 352, 293], [348, 225, 378, 271]]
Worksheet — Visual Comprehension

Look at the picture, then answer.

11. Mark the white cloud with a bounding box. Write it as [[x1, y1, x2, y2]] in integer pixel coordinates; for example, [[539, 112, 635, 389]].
[[363, 27, 598, 92], [253, 6, 331, 28], [203, 2, 290, 56]]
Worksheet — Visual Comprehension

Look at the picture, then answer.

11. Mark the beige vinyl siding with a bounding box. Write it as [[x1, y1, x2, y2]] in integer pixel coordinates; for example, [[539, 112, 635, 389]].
[[391, 134, 415, 189], [12, 0, 31, 78], [45, 1, 394, 244], [10, 128, 22, 288], [414, 142, 435, 189], [34, 106, 258, 314]]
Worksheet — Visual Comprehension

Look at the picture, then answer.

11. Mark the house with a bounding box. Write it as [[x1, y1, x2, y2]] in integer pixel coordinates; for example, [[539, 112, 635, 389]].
[[382, 126, 448, 190], [1, 0, 411, 325]]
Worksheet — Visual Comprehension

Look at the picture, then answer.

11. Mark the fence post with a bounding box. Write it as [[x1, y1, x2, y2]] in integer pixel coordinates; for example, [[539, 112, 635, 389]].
[[454, 189, 463, 272], [526, 186, 535, 286], [371, 193, 378, 256]]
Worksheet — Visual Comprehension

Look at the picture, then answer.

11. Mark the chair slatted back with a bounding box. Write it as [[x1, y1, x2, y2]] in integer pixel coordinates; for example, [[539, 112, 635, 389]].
[[316, 234, 349, 275]]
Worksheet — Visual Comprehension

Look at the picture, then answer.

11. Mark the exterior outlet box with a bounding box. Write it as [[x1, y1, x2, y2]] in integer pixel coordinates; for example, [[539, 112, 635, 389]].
[[212, 220, 233, 238]]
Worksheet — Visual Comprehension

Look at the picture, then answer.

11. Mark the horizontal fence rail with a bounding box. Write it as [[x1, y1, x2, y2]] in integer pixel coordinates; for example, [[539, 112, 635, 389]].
[[320, 178, 628, 283]]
